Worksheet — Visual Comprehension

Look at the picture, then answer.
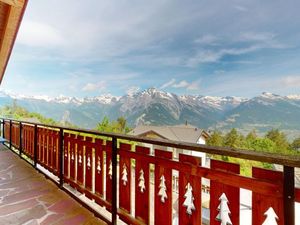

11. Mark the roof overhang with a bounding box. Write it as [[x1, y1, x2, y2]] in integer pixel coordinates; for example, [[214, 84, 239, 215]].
[[0, 0, 28, 84]]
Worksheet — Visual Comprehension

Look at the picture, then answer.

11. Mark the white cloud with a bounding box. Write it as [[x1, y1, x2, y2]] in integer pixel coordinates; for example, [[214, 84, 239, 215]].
[[186, 80, 201, 91], [161, 79, 201, 91], [234, 5, 248, 12], [160, 79, 176, 89], [18, 21, 65, 47], [239, 32, 275, 42], [173, 80, 189, 88], [194, 35, 218, 45], [82, 81, 106, 92], [186, 45, 261, 67], [282, 76, 300, 87], [126, 86, 140, 95], [214, 70, 225, 74]]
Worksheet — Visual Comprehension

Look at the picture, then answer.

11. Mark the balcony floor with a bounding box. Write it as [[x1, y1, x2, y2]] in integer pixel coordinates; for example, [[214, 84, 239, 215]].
[[0, 145, 106, 225]]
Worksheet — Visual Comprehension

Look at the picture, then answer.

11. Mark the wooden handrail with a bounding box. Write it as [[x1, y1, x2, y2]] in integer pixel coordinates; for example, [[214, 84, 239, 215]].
[[1, 117, 300, 168]]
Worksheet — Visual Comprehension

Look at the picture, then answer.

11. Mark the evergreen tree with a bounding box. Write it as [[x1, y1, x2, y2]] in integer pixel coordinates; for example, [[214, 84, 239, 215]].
[[265, 129, 290, 153], [96, 116, 110, 132], [246, 129, 257, 141], [96, 116, 131, 134], [224, 128, 244, 149], [292, 137, 300, 150], [207, 131, 223, 147], [249, 138, 276, 152]]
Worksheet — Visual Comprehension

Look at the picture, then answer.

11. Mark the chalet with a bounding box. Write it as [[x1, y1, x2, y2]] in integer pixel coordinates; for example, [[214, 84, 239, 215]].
[[130, 124, 210, 165]]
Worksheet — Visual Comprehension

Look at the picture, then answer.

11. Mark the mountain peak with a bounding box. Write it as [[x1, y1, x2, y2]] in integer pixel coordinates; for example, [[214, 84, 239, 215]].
[[260, 92, 283, 99], [287, 94, 300, 100]]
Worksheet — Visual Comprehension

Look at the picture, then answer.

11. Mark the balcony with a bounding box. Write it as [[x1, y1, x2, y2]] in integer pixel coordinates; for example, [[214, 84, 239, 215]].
[[1, 118, 300, 225]]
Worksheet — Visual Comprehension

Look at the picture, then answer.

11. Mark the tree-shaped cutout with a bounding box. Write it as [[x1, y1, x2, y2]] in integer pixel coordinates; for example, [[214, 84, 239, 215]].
[[216, 193, 232, 225], [96, 156, 101, 174], [262, 207, 278, 225], [87, 155, 91, 169], [71, 152, 74, 161], [108, 160, 112, 179], [78, 154, 82, 164], [138, 169, 146, 193], [158, 175, 168, 203], [183, 182, 195, 215], [122, 164, 128, 186]]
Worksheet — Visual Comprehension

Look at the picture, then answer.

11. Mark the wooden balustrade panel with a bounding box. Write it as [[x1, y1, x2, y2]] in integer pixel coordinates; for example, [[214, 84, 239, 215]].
[[37, 128, 42, 162], [119, 143, 132, 218], [11, 123, 20, 148], [30, 126, 34, 157], [63, 133, 70, 179], [76, 135, 84, 188], [135, 146, 150, 224], [22, 125, 34, 158], [39, 128, 45, 164], [210, 160, 240, 225], [95, 138, 104, 200], [22, 125, 27, 154], [4, 121, 9, 140], [84, 137, 93, 192], [252, 167, 284, 225], [51, 130, 59, 174], [296, 188, 300, 203], [69, 134, 76, 182], [25, 126, 30, 156], [44, 129, 48, 165], [43, 129, 48, 166], [43, 129, 59, 174], [105, 141, 113, 203], [154, 149, 172, 225], [178, 154, 202, 225], [47, 130, 53, 171]]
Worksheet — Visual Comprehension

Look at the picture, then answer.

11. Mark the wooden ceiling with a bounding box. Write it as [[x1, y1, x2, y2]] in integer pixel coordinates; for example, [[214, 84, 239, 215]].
[[0, 0, 27, 84]]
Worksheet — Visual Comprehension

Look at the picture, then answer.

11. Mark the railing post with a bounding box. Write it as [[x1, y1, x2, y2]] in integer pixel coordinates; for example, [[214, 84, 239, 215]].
[[19, 122, 22, 157], [9, 120, 12, 149], [111, 136, 118, 225], [33, 124, 37, 168], [1, 119, 4, 138], [283, 166, 295, 225], [59, 128, 64, 188]]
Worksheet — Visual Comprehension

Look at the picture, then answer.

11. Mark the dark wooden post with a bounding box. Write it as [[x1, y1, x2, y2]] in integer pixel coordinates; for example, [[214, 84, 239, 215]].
[[19, 122, 22, 157], [111, 136, 118, 225], [59, 128, 64, 188], [9, 120, 12, 149], [284, 166, 295, 225], [2, 119, 4, 138], [33, 124, 37, 168]]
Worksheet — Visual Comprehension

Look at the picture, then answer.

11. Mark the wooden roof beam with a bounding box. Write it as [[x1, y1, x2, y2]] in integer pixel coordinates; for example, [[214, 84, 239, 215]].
[[0, 0, 27, 83], [0, 0, 23, 8]]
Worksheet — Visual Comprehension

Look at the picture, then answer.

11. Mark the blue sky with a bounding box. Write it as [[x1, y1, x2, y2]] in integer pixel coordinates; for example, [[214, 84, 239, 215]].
[[2, 0, 300, 97]]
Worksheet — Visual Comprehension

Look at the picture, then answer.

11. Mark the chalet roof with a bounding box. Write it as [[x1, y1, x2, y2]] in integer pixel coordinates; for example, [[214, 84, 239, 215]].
[[129, 124, 209, 143], [0, 0, 28, 83]]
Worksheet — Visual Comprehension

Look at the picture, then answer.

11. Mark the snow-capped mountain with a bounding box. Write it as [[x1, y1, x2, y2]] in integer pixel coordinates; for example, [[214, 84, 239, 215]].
[[0, 88, 299, 137]]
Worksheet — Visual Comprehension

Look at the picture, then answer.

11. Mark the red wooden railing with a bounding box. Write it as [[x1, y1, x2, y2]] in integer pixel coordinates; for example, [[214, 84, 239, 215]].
[[1, 118, 300, 225]]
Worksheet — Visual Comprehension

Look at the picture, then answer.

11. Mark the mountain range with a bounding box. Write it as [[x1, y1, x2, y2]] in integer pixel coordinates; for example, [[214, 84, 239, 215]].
[[1, 88, 300, 138]]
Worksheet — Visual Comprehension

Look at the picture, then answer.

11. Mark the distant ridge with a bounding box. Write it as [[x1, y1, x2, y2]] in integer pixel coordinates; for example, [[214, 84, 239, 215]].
[[0, 88, 300, 138]]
